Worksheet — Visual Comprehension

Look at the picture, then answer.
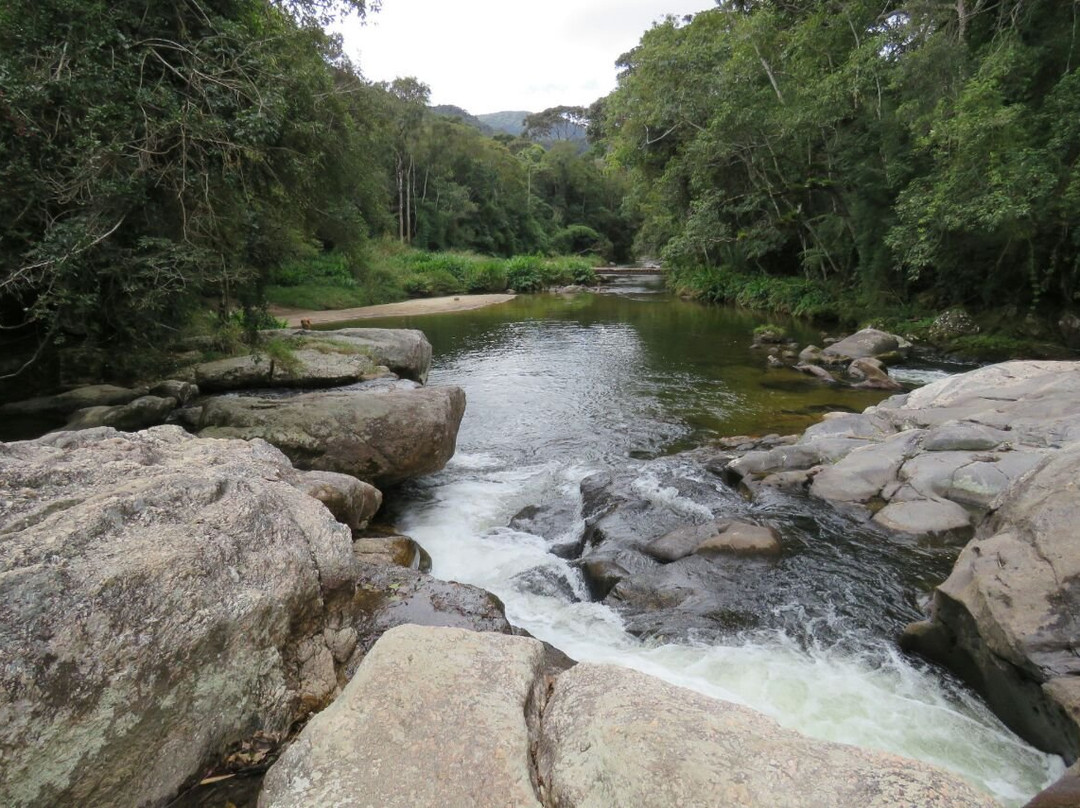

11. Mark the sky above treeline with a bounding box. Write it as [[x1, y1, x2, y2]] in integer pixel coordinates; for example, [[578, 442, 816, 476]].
[[335, 0, 718, 115]]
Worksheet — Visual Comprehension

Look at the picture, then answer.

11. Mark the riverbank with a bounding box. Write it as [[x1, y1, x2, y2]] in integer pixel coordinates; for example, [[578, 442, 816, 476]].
[[269, 293, 517, 327]]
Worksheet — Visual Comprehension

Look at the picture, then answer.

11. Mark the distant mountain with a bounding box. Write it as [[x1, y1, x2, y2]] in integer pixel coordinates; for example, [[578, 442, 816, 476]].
[[429, 105, 495, 134], [477, 111, 531, 137]]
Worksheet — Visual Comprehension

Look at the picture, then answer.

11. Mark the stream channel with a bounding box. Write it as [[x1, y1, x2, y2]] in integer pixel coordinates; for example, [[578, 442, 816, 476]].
[[351, 275, 1064, 805]]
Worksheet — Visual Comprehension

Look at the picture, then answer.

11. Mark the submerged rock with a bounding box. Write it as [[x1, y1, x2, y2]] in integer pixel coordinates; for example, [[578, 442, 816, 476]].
[[259, 625, 999, 808]]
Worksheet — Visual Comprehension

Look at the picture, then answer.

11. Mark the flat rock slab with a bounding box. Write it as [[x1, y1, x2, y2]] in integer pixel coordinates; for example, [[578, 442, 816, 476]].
[[259, 625, 545, 808], [536, 662, 1000, 808]]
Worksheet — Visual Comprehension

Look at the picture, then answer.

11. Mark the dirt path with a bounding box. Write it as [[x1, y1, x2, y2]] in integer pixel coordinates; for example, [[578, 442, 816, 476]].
[[270, 293, 517, 328]]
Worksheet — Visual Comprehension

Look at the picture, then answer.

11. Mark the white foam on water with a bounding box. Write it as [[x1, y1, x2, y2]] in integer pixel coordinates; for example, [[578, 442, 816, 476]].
[[399, 460, 1066, 806]]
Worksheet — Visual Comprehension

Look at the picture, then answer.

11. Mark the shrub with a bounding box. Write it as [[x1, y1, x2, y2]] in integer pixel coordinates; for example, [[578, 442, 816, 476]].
[[505, 255, 545, 292]]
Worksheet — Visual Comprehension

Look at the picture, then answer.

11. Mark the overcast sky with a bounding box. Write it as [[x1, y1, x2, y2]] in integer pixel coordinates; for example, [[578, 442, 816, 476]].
[[335, 0, 718, 115]]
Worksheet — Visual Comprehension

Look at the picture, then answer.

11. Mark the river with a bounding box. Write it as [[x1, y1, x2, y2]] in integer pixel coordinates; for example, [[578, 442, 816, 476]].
[[350, 275, 1064, 806]]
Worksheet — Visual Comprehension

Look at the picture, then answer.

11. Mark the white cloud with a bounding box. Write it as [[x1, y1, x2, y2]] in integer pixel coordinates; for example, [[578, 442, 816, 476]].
[[334, 0, 716, 114]]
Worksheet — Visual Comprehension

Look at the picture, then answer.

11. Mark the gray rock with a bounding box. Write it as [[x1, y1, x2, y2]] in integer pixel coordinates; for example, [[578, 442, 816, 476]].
[[286, 328, 432, 384], [536, 662, 999, 808], [258, 625, 545, 808], [794, 362, 838, 383], [810, 431, 922, 504], [0, 383, 147, 417], [872, 499, 973, 538], [294, 470, 382, 529], [0, 427, 356, 808], [351, 535, 422, 568], [184, 354, 273, 391], [822, 328, 910, 361], [849, 357, 903, 391], [903, 441, 1080, 759], [197, 386, 466, 487], [798, 344, 823, 364], [148, 379, 200, 405], [62, 394, 179, 432], [922, 422, 1010, 452]]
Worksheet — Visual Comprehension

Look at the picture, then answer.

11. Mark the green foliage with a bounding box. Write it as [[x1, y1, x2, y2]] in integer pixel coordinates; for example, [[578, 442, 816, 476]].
[[601, 0, 1080, 324], [505, 256, 546, 293]]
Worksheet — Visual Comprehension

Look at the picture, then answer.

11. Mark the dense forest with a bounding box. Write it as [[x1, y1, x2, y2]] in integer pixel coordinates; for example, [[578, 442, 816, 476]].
[[602, 0, 1080, 324], [0, 0, 631, 384], [2, 0, 1079, 387]]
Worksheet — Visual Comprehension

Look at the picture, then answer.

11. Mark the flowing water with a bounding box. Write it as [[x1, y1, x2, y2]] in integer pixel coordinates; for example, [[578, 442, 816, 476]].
[[348, 276, 1064, 805]]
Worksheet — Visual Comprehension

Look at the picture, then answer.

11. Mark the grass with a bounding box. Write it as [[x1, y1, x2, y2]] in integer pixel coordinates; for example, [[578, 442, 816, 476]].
[[264, 240, 602, 310]]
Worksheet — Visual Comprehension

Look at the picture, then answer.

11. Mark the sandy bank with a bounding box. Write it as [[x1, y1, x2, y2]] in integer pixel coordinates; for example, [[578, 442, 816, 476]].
[[271, 294, 517, 328]]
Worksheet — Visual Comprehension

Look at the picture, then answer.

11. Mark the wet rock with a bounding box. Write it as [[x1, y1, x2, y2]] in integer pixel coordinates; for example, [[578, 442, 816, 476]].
[[348, 565, 511, 670], [822, 328, 911, 362], [511, 565, 581, 602], [537, 662, 1000, 808], [799, 344, 824, 364], [577, 556, 630, 600], [197, 386, 466, 487], [0, 383, 147, 418], [794, 362, 838, 383], [645, 519, 780, 561], [294, 470, 382, 530], [509, 500, 584, 559]]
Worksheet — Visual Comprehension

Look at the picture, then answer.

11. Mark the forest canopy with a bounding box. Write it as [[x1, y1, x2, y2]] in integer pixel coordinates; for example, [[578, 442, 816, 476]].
[[600, 0, 1080, 317]]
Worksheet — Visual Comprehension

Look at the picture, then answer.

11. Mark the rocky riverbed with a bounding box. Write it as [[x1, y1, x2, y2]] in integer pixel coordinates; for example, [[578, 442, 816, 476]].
[[2, 324, 1079, 806]]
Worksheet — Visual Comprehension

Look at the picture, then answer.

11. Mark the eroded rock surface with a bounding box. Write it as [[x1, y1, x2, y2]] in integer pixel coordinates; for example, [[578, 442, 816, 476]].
[[260, 626, 1000, 808], [902, 442, 1080, 760], [727, 361, 1080, 540]]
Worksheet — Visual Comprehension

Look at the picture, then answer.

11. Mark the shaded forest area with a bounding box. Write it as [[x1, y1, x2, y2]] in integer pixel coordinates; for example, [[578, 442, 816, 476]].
[[601, 0, 1080, 335]]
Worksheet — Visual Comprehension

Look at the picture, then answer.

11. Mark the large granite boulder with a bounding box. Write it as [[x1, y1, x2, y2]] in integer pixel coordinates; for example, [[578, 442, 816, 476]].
[[902, 441, 1080, 761], [0, 427, 511, 808], [0, 427, 355, 808], [259, 625, 547, 808], [196, 386, 466, 487], [260, 626, 999, 808], [538, 662, 999, 808]]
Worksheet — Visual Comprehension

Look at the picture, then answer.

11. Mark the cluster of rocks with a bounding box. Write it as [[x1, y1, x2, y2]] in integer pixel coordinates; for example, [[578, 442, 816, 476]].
[[0, 427, 509, 807], [711, 361, 1080, 770], [258, 624, 995, 808], [755, 327, 909, 391], [0, 328, 463, 488]]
